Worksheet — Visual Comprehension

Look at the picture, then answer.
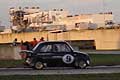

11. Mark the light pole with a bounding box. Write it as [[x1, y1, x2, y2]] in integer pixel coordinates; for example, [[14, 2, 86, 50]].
[[50, 30, 62, 41], [102, 0, 106, 26]]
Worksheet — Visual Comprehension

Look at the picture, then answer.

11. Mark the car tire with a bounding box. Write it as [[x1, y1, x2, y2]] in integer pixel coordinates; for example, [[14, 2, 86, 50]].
[[74, 60, 87, 69], [34, 61, 44, 70]]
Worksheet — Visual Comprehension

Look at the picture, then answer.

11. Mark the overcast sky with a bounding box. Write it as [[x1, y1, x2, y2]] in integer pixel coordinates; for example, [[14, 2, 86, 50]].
[[0, 0, 120, 27]]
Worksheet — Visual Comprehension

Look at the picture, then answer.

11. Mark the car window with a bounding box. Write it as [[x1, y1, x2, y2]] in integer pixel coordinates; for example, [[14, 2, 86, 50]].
[[40, 44, 52, 52], [35, 43, 52, 53], [53, 43, 72, 52]]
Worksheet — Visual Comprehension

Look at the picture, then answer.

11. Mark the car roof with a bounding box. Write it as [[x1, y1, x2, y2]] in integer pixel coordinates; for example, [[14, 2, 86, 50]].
[[33, 40, 73, 51], [39, 40, 68, 44]]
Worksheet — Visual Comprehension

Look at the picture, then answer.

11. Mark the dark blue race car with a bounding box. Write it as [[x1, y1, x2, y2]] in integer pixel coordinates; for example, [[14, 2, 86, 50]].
[[21, 41, 90, 70]]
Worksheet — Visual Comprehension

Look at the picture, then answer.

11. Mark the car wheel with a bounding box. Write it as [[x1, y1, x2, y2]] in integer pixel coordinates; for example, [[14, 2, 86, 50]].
[[75, 60, 87, 69], [34, 61, 44, 70]]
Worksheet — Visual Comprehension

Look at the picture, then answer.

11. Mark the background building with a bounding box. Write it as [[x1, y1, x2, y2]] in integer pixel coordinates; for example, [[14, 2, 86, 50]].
[[9, 7, 114, 32]]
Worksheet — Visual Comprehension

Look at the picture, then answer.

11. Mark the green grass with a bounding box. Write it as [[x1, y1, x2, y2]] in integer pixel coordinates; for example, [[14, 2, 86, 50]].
[[0, 54, 120, 68], [90, 54, 120, 66], [0, 73, 120, 80], [0, 60, 25, 68]]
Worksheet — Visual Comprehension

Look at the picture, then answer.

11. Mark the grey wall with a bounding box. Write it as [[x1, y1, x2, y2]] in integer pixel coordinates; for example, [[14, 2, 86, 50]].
[[0, 44, 21, 60]]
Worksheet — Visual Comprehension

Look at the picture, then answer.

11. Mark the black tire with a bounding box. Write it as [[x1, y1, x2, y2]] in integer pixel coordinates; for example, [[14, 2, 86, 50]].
[[74, 60, 87, 69], [34, 61, 44, 70]]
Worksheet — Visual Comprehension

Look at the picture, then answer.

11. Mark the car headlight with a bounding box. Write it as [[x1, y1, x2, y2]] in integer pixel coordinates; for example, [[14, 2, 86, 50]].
[[26, 58, 31, 64], [87, 60, 90, 65]]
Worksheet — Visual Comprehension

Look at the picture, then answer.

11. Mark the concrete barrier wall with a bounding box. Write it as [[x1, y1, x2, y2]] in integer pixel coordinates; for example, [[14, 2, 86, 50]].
[[68, 29, 120, 50], [0, 45, 21, 60], [0, 29, 120, 50]]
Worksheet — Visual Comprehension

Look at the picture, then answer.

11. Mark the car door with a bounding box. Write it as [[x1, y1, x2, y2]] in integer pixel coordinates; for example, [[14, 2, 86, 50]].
[[34, 43, 56, 66], [52, 43, 75, 66]]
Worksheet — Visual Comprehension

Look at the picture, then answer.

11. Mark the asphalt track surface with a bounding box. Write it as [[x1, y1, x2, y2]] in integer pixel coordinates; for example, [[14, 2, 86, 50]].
[[1, 66, 120, 75]]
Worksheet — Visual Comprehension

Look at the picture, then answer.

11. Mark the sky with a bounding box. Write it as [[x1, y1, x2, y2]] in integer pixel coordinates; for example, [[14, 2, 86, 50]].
[[0, 0, 120, 27]]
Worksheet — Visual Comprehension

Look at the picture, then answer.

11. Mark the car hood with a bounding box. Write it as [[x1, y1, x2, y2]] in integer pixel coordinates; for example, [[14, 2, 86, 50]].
[[74, 51, 88, 55]]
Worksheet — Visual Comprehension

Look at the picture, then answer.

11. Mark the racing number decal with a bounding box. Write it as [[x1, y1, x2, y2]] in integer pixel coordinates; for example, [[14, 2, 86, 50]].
[[62, 54, 74, 64]]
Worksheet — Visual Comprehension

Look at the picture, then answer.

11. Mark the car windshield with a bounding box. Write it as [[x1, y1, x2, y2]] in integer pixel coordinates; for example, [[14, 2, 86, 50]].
[[32, 42, 42, 51]]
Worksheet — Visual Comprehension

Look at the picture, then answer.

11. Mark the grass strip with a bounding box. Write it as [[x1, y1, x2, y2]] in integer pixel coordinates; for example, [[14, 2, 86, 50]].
[[0, 73, 120, 80], [90, 54, 120, 66], [0, 60, 25, 68]]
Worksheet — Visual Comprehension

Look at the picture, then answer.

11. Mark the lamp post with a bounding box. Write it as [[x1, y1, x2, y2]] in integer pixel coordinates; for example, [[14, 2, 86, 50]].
[[102, 0, 106, 26], [50, 30, 63, 41], [49, 25, 68, 41]]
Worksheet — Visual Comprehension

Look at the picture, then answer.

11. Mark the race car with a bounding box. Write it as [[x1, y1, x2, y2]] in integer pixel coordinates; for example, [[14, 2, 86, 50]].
[[20, 41, 90, 70]]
